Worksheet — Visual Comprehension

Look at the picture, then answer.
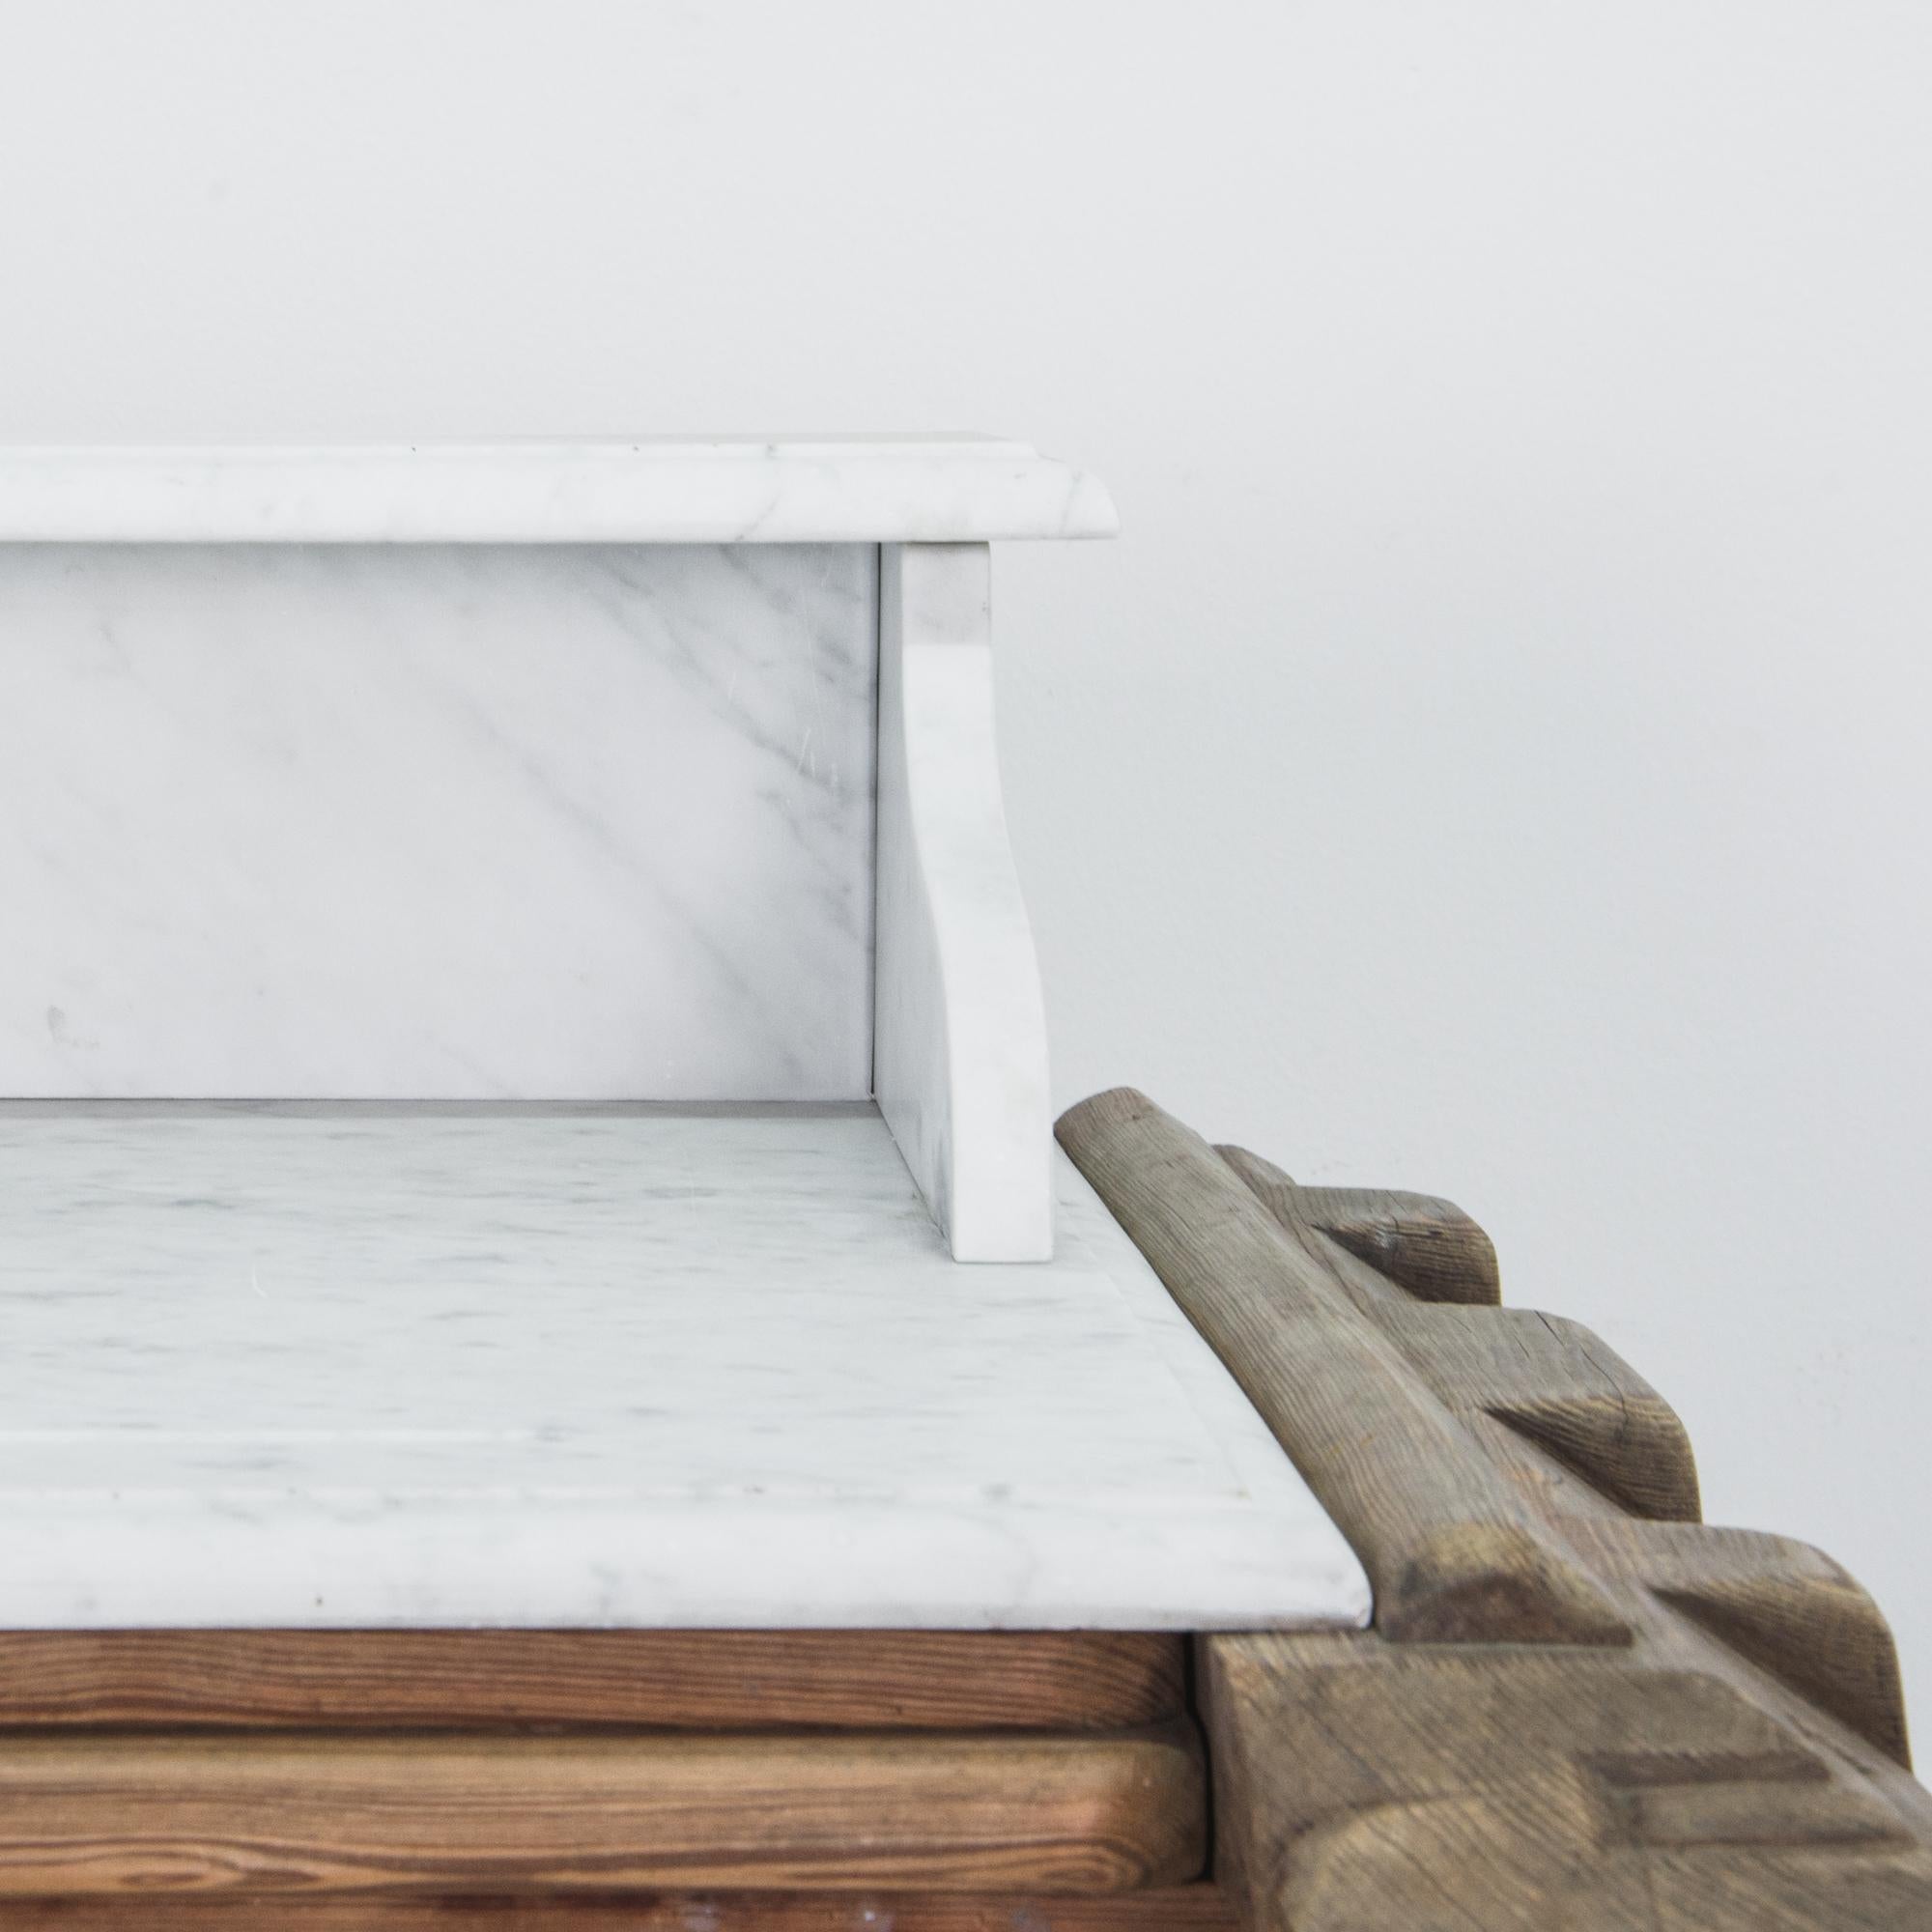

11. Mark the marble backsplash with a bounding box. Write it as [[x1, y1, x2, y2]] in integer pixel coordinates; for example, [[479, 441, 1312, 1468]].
[[0, 542, 877, 1097]]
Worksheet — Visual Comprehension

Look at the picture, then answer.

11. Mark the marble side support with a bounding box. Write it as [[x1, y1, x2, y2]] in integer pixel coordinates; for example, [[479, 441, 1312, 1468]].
[[874, 544, 1052, 1262]]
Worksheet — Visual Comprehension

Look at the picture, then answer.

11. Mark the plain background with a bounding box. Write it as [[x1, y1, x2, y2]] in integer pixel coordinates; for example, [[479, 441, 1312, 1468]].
[[3, 2, 1928, 1738]]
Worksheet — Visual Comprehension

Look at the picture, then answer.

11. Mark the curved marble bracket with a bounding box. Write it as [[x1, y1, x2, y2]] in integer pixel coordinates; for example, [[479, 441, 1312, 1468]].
[[874, 543, 1052, 1262]]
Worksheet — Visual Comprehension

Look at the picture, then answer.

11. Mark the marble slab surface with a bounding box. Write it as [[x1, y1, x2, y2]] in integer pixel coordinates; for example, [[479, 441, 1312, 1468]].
[[0, 439, 1119, 544], [0, 543, 875, 1099], [0, 1102, 1372, 1630]]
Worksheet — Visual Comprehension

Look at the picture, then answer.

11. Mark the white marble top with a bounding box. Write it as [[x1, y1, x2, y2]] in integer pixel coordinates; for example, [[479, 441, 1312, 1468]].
[[0, 1103, 1368, 1631], [0, 438, 1118, 544]]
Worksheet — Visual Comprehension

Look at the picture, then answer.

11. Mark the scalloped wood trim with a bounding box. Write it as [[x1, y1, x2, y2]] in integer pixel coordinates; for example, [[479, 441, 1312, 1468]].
[[1060, 1087, 1932, 1930]]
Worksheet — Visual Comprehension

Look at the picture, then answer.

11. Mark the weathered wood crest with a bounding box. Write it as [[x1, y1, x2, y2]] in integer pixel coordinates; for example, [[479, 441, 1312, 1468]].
[[1061, 1088, 1932, 1932]]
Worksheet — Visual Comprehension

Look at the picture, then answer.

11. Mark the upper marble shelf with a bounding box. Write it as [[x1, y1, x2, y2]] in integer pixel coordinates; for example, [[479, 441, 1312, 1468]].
[[0, 436, 1118, 545]]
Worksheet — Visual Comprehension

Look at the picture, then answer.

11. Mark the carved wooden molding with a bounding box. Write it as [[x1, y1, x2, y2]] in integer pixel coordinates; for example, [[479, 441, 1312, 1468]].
[[1058, 1087, 1932, 1932]]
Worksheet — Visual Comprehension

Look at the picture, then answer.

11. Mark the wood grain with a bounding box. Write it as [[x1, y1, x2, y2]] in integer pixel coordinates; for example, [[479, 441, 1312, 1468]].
[[0, 1886, 1240, 1931], [1221, 1145, 1700, 1520], [1556, 1516, 1911, 1766], [1056, 1089, 1630, 1645], [0, 1724, 1204, 1898], [1062, 1088, 1932, 1929], [1376, 1300, 1702, 1520], [1265, 1181, 1501, 1305], [0, 1631, 1182, 1732], [1202, 1633, 1932, 1932]]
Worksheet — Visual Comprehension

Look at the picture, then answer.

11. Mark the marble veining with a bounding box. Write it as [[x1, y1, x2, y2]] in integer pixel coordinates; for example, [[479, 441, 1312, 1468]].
[[0, 542, 876, 1099], [0, 439, 1120, 545], [0, 1103, 1372, 1630]]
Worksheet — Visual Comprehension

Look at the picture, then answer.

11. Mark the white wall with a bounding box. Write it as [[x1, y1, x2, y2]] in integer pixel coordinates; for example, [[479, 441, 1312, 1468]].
[[5, 1, 1929, 1738]]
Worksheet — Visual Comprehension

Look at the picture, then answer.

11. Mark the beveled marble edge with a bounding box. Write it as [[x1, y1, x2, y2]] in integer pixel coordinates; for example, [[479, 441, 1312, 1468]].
[[0, 438, 1119, 543], [0, 1497, 1370, 1633]]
